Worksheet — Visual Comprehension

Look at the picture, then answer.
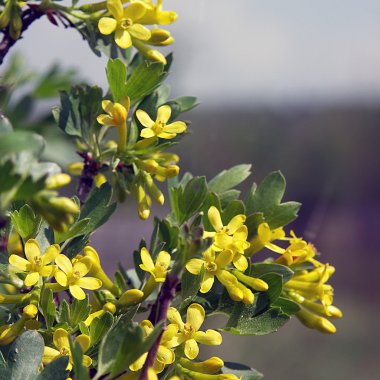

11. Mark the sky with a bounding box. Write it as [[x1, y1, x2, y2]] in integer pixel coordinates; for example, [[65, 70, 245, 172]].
[[6, 0, 380, 106]]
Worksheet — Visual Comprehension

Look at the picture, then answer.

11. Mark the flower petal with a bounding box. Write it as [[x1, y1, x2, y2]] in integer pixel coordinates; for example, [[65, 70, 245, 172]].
[[140, 247, 155, 271], [54, 269, 68, 287], [156, 250, 171, 267], [186, 303, 205, 331], [208, 206, 223, 232], [257, 223, 271, 243], [141, 128, 157, 138], [200, 272, 214, 293], [194, 329, 222, 345], [215, 250, 233, 268], [157, 105, 171, 124], [98, 17, 117, 35], [108, 0, 123, 20], [233, 253, 249, 272], [163, 121, 187, 134], [42, 346, 60, 364], [157, 345, 175, 364], [76, 277, 102, 290], [136, 109, 155, 128], [167, 307, 184, 329], [24, 272, 40, 286], [129, 352, 147, 371], [40, 265, 56, 277], [73, 261, 90, 277], [82, 354, 92, 367], [214, 233, 232, 251], [185, 259, 204, 275], [43, 244, 60, 265], [9, 255, 30, 271], [75, 334, 91, 353], [97, 114, 115, 127], [157, 131, 176, 139], [55, 254, 72, 274], [124, 2, 147, 20], [53, 328, 70, 350], [25, 239, 40, 262], [184, 338, 199, 360], [226, 214, 246, 234], [69, 285, 86, 300], [233, 226, 248, 242], [128, 24, 151, 41], [115, 28, 132, 49]]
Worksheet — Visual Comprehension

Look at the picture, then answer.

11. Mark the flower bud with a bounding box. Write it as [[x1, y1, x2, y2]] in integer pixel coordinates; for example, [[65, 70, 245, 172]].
[[232, 270, 269, 292], [46, 173, 71, 190], [23, 304, 38, 319], [118, 289, 144, 306], [67, 162, 84, 176], [180, 357, 224, 374], [296, 308, 336, 334]]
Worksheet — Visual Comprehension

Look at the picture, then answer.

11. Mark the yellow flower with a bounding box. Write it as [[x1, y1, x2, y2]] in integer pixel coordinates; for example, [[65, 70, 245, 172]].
[[98, 0, 151, 49], [246, 222, 285, 255], [168, 304, 222, 360], [131, 0, 178, 25], [0, 318, 26, 346], [84, 302, 117, 326], [295, 308, 337, 334], [179, 357, 224, 374], [130, 320, 177, 373], [54, 254, 102, 300], [97, 98, 130, 151], [204, 207, 250, 271], [43, 328, 92, 370], [136, 105, 187, 139], [9, 239, 59, 286], [139, 247, 171, 282]]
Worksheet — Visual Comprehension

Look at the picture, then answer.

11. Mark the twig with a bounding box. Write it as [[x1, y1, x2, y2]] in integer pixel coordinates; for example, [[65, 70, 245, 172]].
[[139, 274, 179, 380]]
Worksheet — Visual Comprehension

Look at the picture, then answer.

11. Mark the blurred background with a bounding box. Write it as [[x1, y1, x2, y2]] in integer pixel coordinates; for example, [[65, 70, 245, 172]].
[[2, 0, 380, 379]]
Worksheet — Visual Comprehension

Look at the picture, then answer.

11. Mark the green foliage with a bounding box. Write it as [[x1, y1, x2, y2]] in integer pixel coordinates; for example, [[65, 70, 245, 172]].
[[40, 288, 56, 329], [56, 296, 91, 329], [222, 362, 263, 380], [10, 205, 42, 240], [245, 171, 301, 229]]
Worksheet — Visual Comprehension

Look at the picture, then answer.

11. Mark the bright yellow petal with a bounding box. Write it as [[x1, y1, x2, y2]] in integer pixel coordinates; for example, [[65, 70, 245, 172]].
[[216, 270, 238, 288], [163, 121, 187, 134], [226, 215, 246, 234], [167, 307, 184, 329], [194, 330, 222, 345], [54, 269, 68, 287], [55, 254, 72, 274], [156, 251, 171, 267], [39, 265, 56, 277], [82, 354, 92, 367], [215, 250, 233, 269], [233, 253, 249, 272], [69, 285, 86, 300], [186, 303, 205, 331], [200, 272, 214, 293], [129, 352, 147, 371], [75, 334, 91, 353], [25, 239, 40, 262], [141, 127, 157, 138], [24, 272, 40, 286], [156, 105, 171, 124], [157, 345, 175, 365], [102, 100, 114, 114], [128, 24, 151, 41], [185, 259, 203, 275], [140, 247, 155, 271], [73, 261, 90, 277], [157, 131, 176, 140], [108, 0, 123, 20], [9, 255, 30, 271], [136, 109, 155, 128], [115, 28, 132, 49], [208, 207, 223, 232], [42, 244, 60, 265], [123, 2, 146, 20], [53, 328, 70, 350], [184, 339, 199, 360], [214, 233, 232, 251], [257, 223, 271, 243], [98, 17, 117, 35], [76, 277, 102, 290], [233, 226, 248, 242], [43, 346, 60, 364], [97, 114, 115, 127]]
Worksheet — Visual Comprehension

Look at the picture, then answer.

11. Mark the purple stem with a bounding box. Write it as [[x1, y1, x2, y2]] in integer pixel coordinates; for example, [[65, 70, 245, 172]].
[[139, 274, 179, 380]]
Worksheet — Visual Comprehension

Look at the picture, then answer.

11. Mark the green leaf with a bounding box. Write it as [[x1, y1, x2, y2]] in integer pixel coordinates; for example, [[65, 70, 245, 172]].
[[125, 61, 165, 100], [106, 59, 128, 102], [208, 164, 251, 194], [179, 177, 208, 224], [249, 263, 294, 283], [54, 218, 90, 244], [6, 331, 44, 380], [245, 171, 301, 229], [222, 200, 246, 224], [10, 204, 42, 240], [89, 312, 114, 347], [0, 131, 45, 158], [69, 339, 90, 380], [56, 296, 91, 329], [40, 288, 56, 329], [79, 183, 117, 235], [272, 297, 300, 315], [180, 266, 205, 310], [36, 357, 69, 380], [174, 96, 198, 112], [222, 362, 263, 380]]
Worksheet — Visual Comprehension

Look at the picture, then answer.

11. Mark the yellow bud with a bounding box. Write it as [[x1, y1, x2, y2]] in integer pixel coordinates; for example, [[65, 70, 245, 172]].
[[49, 197, 79, 214], [0, 318, 25, 345], [141, 159, 159, 173], [232, 270, 269, 292], [119, 289, 144, 306], [106, 140, 118, 149], [94, 173, 107, 187], [225, 285, 244, 302], [46, 173, 71, 190], [147, 368, 158, 380], [67, 162, 84, 176], [144, 173, 164, 205], [296, 308, 336, 334], [327, 305, 343, 319], [180, 357, 224, 374], [103, 302, 116, 314], [7, 231, 23, 256], [113, 103, 128, 125], [23, 304, 38, 319]]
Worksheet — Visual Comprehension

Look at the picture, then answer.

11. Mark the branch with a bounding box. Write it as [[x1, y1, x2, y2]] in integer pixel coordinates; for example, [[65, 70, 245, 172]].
[[139, 274, 179, 380], [0, 6, 45, 65]]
